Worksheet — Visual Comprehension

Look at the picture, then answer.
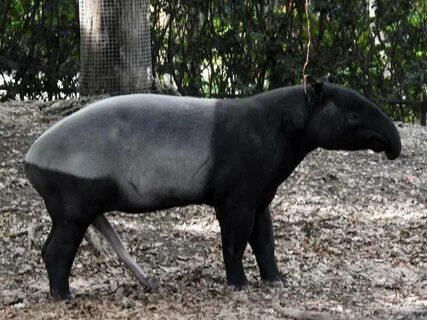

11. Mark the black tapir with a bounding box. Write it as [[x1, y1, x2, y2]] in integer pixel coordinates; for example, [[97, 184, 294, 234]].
[[25, 79, 401, 299]]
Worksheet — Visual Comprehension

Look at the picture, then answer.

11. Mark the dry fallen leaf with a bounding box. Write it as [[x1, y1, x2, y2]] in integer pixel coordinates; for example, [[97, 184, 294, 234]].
[[0, 102, 426, 320]]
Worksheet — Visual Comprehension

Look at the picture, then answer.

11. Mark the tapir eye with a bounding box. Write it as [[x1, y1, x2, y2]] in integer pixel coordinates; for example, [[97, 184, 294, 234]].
[[348, 112, 360, 127]]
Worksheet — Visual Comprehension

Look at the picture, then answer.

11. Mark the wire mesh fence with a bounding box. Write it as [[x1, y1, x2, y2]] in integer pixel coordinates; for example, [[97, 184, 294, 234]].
[[79, 0, 152, 96]]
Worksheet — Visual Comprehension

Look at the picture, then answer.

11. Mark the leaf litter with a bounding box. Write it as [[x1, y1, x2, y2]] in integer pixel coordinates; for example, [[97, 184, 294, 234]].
[[0, 100, 426, 319]]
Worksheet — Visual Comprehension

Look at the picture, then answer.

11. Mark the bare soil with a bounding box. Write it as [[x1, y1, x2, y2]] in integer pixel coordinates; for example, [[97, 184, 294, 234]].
[[0, 99, 426, 320]]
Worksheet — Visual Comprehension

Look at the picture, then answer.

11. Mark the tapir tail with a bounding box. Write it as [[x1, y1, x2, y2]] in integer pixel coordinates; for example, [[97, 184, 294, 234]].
[[92, 215, 158, 291]]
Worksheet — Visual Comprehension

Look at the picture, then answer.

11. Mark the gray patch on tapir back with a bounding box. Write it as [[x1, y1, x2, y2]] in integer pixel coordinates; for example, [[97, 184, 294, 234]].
[[25, 94, 216, 207]]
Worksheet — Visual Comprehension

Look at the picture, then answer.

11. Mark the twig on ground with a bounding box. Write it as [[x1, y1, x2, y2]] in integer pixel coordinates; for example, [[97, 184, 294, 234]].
[[280, 308, 347, 320], [1, 223, 43, 249]]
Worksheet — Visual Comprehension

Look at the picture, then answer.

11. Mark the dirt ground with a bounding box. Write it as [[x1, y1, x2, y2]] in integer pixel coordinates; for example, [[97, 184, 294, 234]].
[[0, 99, 426, 320]]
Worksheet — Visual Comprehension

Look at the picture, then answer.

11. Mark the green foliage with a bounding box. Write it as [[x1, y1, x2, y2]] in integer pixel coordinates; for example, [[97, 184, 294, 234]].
[[151, 0, 308, 97], [1, 0, 426, 123], [0, 0, 79, 100], [151, 0, 426, 121]]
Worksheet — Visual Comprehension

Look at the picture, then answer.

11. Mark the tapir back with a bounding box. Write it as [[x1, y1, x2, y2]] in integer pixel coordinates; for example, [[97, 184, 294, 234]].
[[25, 94, 216, 211]]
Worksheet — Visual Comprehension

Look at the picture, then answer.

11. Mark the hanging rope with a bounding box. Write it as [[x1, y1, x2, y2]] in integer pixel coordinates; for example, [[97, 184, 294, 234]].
[[302, 0, 312, 88]]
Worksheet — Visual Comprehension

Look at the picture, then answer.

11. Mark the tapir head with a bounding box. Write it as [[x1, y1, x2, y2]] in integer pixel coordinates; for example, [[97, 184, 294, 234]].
[[304, 78, 401, 160]]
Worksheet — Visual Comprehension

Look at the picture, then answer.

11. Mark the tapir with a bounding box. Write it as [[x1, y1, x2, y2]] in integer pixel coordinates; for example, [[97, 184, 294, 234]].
[[25, 78, 401, 300]]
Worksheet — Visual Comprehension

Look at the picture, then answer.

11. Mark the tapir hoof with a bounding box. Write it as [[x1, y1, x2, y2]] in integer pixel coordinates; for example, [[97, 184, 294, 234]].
[[261, 279, 285, 290], [261, 275, 288, 291], [51, 288, 75, 301], [145, 277, 160, 293], [226, 278, 249, 291], [227, 283, 250, 294]]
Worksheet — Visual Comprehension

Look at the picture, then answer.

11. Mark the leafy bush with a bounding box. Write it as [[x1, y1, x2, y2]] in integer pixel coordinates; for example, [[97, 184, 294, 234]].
[[0, 0, 79, 100], [1, 0, 426, 122]]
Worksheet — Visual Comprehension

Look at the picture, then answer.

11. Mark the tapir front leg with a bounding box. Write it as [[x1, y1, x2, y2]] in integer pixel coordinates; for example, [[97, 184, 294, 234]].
[[214, 204, 255, 288], [249, 206, 285, 287]]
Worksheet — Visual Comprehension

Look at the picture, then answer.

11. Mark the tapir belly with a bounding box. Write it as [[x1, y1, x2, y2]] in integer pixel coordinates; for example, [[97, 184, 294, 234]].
[[25, 94, 216, 211]]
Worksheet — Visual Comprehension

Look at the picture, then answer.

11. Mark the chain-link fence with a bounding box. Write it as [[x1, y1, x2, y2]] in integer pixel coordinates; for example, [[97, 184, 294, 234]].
[[79, 0, 152, 96]]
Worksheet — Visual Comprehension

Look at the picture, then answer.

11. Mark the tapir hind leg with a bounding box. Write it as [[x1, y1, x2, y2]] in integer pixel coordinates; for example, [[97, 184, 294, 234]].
[[43, 222, 88, 299], [41, 221, 55, 262], [42, 196, 91, 300]]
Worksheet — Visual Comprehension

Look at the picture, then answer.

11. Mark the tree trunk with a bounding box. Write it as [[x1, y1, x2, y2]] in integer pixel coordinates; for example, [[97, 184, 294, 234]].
[[79, 0, 152, 96]]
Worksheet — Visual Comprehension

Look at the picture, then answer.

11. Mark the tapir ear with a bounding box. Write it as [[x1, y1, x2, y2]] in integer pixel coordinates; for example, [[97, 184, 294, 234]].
[[304, 74, 316, 86], [314, 81, 323, 97], [304, 75, 324, 104]]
